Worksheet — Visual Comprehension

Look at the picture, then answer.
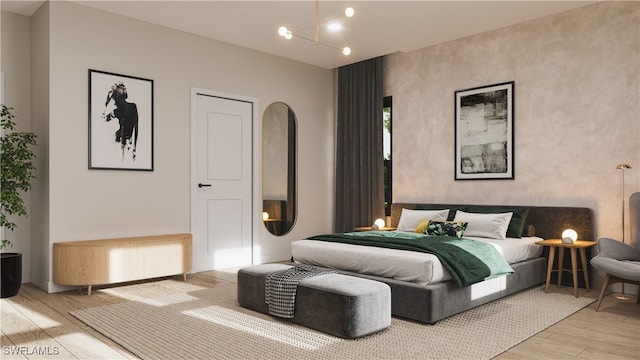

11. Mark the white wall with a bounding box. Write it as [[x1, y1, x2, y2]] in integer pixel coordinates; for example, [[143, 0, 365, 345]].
[[16, 1, 335, 291], [384, 2, 639, 242]]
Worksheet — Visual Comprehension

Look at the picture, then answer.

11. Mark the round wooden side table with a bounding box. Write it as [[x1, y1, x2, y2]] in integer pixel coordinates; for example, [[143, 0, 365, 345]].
[[535, 239, 597, 298]]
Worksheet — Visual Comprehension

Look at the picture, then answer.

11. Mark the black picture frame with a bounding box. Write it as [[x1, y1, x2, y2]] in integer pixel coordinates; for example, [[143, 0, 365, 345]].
[[454, 81, 514, 180], [89, 69, 154, 171]]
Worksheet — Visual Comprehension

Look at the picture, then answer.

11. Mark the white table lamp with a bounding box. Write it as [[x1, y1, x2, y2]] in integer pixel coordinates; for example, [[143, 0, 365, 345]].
[[562, 229, 578, 244]]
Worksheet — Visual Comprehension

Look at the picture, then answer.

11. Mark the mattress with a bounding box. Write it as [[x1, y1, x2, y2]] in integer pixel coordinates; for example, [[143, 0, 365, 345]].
[[291, 235, 543, 285]]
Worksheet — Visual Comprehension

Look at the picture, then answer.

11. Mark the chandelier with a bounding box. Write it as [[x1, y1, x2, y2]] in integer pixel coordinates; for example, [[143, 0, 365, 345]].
[[278, 0, 354, 56]]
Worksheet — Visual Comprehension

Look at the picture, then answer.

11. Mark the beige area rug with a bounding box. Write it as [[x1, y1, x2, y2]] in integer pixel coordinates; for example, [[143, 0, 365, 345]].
[[70, 283, 596, 360]]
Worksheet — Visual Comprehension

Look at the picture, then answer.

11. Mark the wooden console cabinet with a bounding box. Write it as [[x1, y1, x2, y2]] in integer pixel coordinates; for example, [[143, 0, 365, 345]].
[[53, 233, 192, 295]]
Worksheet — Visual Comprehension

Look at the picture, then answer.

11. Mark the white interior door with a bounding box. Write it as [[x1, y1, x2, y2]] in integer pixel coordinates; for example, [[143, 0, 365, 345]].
[[191, 90, 253, 272]]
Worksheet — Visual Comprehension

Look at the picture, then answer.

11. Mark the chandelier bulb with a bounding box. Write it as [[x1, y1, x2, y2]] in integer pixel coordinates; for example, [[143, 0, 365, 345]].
[[285, 32, 293, 40], [345, 7, 355, 18], [278, 26, 288, 37], [342, 47, 351, 56]]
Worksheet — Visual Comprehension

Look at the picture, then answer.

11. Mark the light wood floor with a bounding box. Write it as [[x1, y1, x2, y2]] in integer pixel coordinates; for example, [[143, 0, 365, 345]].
[[1, 270, 638, 360]]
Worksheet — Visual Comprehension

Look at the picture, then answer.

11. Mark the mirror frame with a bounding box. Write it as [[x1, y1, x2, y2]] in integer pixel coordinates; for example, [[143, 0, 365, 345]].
[[262, 102, 297, 236]]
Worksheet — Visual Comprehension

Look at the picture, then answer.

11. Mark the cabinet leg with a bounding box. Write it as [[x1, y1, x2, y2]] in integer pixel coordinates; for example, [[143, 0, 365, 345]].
[[88, 285, 92, 296], [183, 273, 187, 282]]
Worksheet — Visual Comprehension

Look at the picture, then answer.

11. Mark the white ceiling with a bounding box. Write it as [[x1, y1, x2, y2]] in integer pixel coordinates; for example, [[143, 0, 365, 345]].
[[2, 0, 597, 69]]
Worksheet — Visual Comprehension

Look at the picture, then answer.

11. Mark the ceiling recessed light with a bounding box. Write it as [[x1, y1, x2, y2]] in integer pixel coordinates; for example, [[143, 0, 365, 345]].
[[345, 7, 354, 18]]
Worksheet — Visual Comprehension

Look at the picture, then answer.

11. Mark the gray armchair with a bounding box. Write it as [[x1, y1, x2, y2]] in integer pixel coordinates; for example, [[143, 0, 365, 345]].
[[590, 192, 640, 311]]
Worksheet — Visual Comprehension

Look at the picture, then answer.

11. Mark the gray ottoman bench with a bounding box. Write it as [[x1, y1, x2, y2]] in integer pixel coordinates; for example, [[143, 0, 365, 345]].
[[237, 263, 391, 338]]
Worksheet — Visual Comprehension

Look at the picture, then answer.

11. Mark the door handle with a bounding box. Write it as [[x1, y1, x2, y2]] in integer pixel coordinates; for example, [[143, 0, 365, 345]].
[[198, 183, 212, 188]]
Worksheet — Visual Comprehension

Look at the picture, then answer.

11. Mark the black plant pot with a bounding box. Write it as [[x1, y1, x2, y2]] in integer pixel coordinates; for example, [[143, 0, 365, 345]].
[[1, 252, 22, 298]]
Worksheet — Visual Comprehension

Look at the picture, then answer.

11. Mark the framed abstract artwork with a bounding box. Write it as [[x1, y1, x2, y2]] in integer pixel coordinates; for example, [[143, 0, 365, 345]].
[[88, 69, 154, 171], [454, 81, 514, 180]]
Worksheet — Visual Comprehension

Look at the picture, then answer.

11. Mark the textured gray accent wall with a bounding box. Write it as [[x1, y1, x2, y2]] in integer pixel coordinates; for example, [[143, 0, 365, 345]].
[[384, 2, 639, 241]]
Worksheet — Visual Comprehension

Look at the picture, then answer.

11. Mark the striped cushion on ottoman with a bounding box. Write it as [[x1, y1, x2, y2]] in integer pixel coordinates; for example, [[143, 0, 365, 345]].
[[237, 264, 391, 339]]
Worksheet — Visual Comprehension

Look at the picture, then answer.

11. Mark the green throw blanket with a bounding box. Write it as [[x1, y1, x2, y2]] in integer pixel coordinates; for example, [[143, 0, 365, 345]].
[[307, 231, 514, 288]]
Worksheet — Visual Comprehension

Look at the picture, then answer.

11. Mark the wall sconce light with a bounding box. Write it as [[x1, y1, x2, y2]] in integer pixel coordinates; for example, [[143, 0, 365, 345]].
[[371, 218, 386, 230], [561, 229, 578, 244], [278, 0, 354, 56], [262, 212, 270, 221]]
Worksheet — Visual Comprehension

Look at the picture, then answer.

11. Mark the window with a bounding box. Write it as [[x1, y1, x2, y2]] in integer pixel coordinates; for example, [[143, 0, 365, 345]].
[[383, 96, 392, 216]]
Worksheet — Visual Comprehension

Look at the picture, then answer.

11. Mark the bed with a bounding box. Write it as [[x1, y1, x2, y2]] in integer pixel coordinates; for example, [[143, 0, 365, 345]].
[[292, 202, 593, 324]]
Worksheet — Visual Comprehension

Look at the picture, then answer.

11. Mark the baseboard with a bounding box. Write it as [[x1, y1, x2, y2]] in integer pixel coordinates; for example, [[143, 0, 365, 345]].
[[47, 282, 77, 293], [30, 273, 76, 293]]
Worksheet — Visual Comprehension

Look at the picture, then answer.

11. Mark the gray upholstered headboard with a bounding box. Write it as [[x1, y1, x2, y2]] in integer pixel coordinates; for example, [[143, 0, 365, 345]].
[[390, 203, 593, 240]]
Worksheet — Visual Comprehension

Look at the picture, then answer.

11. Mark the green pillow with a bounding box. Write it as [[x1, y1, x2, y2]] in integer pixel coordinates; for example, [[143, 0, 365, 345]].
[[462, 207, 530, 238], [424, 221, 468, 238]]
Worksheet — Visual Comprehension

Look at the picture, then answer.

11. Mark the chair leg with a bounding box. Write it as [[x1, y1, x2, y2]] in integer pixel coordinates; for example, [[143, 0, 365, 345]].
[[595, 274, 612, 312]]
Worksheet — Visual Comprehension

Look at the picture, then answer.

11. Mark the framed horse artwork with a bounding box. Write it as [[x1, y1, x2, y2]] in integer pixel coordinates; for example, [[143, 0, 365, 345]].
[[89, 69, 154, 171]]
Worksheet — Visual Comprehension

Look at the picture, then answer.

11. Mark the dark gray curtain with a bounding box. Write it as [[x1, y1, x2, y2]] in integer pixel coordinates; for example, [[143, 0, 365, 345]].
[[335, 57, 385, 232]]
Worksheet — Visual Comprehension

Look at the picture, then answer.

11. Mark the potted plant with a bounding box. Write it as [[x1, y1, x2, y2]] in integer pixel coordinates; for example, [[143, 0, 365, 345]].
[[1, 105, 37, 298]]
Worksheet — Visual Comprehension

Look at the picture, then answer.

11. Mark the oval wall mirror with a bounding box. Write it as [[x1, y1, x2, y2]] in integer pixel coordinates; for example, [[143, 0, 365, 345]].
[[262, 102, 297, 236]]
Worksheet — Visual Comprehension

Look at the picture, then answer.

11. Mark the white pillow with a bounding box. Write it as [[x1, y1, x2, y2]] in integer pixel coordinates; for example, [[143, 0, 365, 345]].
[[396, 208, 449, 232], [453, 210, 513, 240]]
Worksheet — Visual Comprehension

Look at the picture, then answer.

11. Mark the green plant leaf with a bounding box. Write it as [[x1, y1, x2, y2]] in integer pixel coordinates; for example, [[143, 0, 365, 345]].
[[1, 105, 37, 250]]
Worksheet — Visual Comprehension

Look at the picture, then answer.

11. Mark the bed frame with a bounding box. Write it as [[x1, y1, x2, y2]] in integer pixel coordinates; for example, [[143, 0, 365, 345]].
[[308, 203, 593, 324]]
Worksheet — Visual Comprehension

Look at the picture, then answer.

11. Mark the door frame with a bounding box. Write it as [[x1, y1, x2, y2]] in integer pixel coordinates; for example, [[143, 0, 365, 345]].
[[190, 87, 261, 271]]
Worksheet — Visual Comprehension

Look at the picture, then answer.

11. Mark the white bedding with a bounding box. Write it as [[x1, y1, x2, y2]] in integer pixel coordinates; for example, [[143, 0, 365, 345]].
[[291, 235, 543, 285]]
